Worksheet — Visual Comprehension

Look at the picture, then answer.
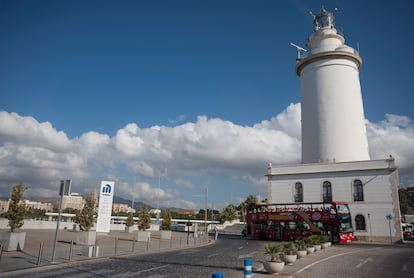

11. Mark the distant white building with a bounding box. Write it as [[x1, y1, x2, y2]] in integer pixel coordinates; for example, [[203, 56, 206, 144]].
[[0, 199, 9, 213], [113, 203, 135, 213], [62, 193, 84, 210], [267, 8, 402, 243], [24, 200, 53, 211], [149, 208, 161, 215]]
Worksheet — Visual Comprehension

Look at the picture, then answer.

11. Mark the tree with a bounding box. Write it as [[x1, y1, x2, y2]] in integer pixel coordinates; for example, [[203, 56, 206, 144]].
[[138, 204, 151, 231], [161, 208, 172, 230], [73, 194, 96, 231], [220, 204, 237, 223], [7, 182, 28, 232], [26, 208, 46, 220], [238, 194, 258, 221], [125, 212, 135, 227], [399, 187, 414, 214]]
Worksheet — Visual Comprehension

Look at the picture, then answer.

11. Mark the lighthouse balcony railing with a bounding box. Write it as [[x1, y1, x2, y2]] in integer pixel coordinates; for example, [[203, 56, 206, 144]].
[[296, 47, 360, 61]]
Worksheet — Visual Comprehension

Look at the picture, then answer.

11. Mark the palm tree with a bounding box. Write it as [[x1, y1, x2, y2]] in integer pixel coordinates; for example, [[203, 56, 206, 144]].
[[264, 243, 284, 262]]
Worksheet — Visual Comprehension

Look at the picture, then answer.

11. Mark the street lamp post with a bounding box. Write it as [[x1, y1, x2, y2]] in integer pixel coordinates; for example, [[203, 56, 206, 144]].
[[205, 186, 208, 237]]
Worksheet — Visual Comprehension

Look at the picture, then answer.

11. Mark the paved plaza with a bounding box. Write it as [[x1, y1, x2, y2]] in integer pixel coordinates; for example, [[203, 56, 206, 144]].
[[0, 229, 209, 276]]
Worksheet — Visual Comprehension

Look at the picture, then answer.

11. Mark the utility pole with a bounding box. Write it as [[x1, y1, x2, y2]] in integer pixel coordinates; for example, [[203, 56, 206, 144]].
[[205, 186, 208, 236]]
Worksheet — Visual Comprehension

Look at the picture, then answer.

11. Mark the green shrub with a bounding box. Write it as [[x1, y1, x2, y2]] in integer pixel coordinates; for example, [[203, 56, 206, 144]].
[[138, 204, 151, 231], [294, 239, 306, 251], [310, 234, 321, 245], [73, 194, 96, 231], [320, 235, 329, 243], [161, 209, 172, 230], [283, 241, 297, 255], [125, 212, 135, 227], [304, 236, 313, 247], [264, 243, 284, 262], [7, 183, 28, 232]]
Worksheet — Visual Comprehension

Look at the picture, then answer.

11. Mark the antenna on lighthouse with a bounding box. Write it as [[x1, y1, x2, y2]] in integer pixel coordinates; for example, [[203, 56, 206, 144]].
[[290, 42, 307, 60]]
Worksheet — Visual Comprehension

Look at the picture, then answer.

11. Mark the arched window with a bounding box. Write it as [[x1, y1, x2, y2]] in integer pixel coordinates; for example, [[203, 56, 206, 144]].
[[355, 214, 366, 230], [353, 180, 364, 201], [323, 181, 332, 202], [294, 182, 303, 203]]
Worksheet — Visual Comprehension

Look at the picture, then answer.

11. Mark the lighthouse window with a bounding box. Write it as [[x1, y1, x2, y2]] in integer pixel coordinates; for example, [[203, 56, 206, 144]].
[[294, 182, 303, 203], [355, 214, 366, 231], [323, 181, 332, 202], [353, 180, 364, 202], [316, 15, 331, 28]]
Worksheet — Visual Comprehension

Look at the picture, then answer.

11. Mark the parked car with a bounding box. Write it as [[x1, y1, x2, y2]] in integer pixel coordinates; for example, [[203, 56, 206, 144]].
[[402, 223, 413, 240]]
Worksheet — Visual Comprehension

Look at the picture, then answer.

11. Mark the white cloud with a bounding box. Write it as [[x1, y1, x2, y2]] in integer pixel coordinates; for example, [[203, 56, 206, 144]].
[[1, 105, 414, 210], [0, 111, 72, 151], [254, 103, 301, 139], [366, 114, 414, 184], [168, 114, 187, 124], [0, 113, 87, 194], [114, 123, 145, 156]]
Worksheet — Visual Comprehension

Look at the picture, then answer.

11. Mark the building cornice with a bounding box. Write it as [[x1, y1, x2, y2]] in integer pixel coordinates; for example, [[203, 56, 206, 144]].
[[295, 51, 362, 76], [266, 158, 397, 178]]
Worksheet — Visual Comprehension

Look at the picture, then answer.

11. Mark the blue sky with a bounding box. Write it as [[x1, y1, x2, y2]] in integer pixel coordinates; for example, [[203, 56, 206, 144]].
[[1, 0, 414, 210]]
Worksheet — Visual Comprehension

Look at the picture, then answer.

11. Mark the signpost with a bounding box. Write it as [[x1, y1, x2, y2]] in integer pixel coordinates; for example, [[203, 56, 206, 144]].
[[96, 181, 115, 233], [386, 214, 393, 244], [52, 180, 71, 262]]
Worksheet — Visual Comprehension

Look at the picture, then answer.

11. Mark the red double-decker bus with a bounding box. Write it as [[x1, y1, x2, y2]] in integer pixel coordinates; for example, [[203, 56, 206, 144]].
[[245, 201, 354, 244]]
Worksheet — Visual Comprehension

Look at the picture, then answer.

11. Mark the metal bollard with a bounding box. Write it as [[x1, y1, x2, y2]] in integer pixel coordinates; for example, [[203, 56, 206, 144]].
[[0, 243, 3, 261], [244, 258, 252, 278], [69, 240, 74, 261], [211, 272, 224, 278], [115, 237, 118, 255], [93, 245, 99, 257], [132, 238, 136, 252], [146, 237, 150, 251], [37, 242, 44, 266]]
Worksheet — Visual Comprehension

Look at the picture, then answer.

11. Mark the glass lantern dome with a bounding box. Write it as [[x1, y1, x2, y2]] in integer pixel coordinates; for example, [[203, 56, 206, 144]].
[[313, 8, 336, 30]]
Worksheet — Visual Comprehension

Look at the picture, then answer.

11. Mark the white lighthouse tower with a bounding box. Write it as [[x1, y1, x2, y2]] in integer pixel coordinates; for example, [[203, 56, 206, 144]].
[[296, 8, 370, 164], [265, 7, 402, 243]]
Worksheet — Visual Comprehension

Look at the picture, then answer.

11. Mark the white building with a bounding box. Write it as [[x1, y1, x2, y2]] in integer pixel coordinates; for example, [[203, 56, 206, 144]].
[[267, 8, 402, 243], [62, 193, 84, 210], [24, 200, 53, 211]]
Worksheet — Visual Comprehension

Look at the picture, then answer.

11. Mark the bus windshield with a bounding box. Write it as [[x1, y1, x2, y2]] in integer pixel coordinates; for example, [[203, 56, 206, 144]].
[[336, 204, 353, 233]]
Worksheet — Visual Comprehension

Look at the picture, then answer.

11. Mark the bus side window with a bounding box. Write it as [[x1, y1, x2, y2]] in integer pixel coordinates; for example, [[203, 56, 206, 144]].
[[287, 222, 296, 230], [297, 221, 310, 231]]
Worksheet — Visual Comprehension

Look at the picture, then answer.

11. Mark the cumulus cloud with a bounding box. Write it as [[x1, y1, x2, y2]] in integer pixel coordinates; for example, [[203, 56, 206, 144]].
[[0, 111, 72, 151], [1, 105, 414, 209], [254, 103, 301, 139], [366, 114, 414, 184], [0, 112, 88, 195]]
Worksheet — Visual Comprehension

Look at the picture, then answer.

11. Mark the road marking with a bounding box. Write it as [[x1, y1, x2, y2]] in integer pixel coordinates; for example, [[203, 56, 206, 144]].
[[356, 257, 373, 268], [403, 264, 407, 271], [295, 247, 382, 275], [238, 251, 258, 259], [177, 249, 201, 255], [208, 252, 221, 258], [238, 246, 244, 250], [132, 264, 170, 274]]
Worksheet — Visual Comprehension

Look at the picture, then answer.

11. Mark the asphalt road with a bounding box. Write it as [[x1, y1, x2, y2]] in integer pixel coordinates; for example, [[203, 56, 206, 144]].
[[294, 243, 414, 278], [6, 235, 414, 278]]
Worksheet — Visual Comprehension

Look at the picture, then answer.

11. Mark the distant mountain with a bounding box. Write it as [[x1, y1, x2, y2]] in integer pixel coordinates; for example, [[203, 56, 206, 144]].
[[112, 195, 152, 211], [112, 196, 186, 212]]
